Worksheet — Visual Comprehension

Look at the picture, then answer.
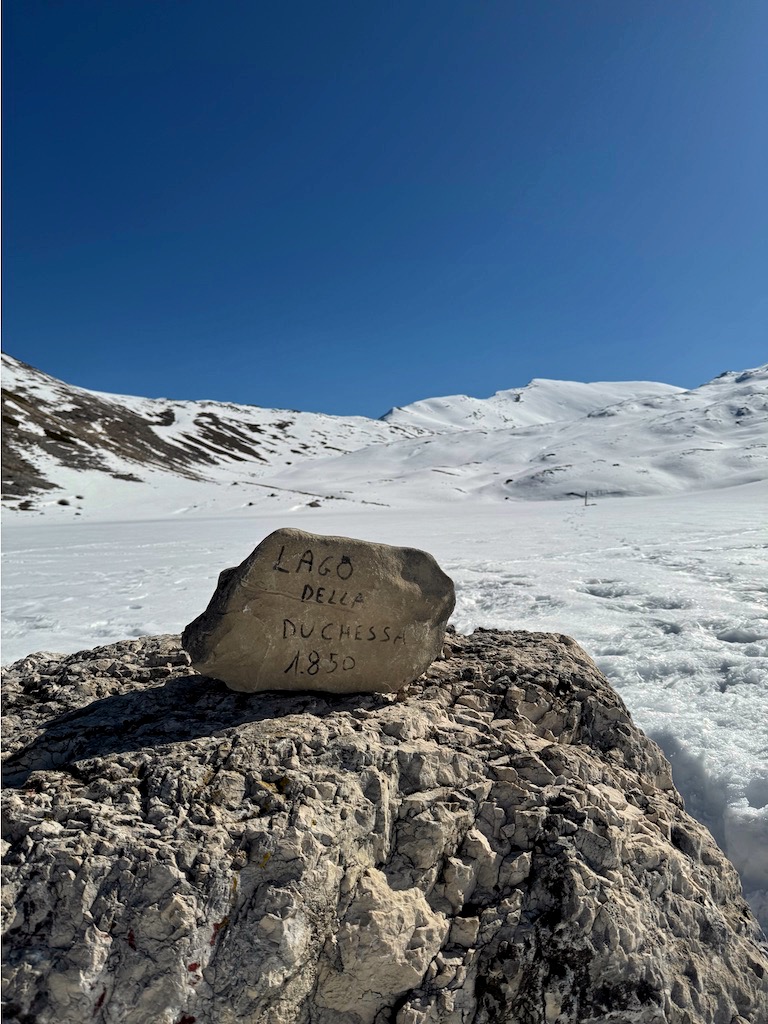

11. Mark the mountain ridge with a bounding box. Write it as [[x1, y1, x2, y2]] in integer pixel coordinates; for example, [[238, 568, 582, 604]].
[[2, 352, 766, 518], [259, 363, 768, 506], [382, 377, 684, 432], [1, 352, 425, 510]]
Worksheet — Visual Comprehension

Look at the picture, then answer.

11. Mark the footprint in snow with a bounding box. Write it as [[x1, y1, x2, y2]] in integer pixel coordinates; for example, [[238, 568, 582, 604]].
[[716, 625, 768, 644], [641, 595, 694, 611], [580, 580, 636, 599], [654, 620, 684, 635]]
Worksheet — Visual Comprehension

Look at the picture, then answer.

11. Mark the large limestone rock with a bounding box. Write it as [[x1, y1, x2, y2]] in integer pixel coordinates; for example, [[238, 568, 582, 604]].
[[182, 527, 455, 693], [3, 629, 767, 1024]]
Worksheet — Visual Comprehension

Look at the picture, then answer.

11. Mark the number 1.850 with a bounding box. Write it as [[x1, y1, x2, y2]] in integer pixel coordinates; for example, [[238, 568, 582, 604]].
[[283, 650, 356, 676]]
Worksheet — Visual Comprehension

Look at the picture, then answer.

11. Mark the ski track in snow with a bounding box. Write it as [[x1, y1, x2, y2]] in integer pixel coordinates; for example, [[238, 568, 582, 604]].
[[3, 485, 767, 928]]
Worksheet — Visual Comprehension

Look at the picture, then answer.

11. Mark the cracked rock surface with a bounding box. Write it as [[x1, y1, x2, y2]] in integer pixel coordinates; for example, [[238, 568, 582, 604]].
[[2, 629, 767, 1024]]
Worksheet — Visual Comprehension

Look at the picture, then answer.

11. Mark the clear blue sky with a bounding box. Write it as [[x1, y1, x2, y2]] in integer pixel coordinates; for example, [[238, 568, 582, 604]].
[[4, 1, 767, 416]]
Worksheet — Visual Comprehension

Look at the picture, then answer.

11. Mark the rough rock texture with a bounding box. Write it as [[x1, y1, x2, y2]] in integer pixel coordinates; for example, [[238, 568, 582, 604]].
[[182, 528, 456, 693], [2, 629, 767, 1024]]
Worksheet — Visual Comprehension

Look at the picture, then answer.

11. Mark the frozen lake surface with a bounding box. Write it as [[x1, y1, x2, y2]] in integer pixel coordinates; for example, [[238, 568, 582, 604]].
[[3, 483, 767, 928]]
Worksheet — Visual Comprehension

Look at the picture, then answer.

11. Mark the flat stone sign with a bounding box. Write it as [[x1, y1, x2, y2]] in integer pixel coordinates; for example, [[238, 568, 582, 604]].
[[181, 528, 456, 694]]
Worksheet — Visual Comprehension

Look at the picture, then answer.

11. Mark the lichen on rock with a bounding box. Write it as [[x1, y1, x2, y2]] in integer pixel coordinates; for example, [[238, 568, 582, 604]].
[[2, 629, 767, 1024]]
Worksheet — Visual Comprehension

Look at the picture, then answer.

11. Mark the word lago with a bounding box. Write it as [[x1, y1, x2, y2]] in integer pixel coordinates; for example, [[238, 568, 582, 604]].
[[182, 527, 456, 694]]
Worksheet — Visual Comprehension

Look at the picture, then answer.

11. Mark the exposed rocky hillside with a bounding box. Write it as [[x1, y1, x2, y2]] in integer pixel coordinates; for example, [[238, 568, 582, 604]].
[[1, 353, 424, 508], [3, 629, 766, 1024]]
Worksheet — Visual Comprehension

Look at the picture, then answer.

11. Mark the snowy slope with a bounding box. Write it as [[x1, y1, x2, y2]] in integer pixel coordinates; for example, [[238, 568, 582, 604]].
[[268, 365, 768, 505], [1, 353, 427, 516], [383, 377, 683, 431]]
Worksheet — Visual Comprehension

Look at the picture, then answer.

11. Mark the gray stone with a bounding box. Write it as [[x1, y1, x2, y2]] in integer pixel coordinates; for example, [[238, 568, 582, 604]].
[[181, 527, 455, 693], [2, 629, 767, 1024]]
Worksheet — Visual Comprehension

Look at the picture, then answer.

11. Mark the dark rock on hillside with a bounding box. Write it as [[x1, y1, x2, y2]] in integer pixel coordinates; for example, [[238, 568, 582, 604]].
[[1, 358, 206, 498], [1, 354, 425, 507], [2, 630, 767, 1024]]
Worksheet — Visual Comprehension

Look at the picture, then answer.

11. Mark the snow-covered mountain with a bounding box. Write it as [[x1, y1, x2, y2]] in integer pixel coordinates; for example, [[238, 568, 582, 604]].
[[1, 354, 426, 515], [383, 378, 682, 432], [2, 353, 766, 519], [264, 365, 768, 506]]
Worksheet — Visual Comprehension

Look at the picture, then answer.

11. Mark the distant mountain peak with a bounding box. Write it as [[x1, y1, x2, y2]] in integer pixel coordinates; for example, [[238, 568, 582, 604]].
[[382, 378, 685, 433]]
